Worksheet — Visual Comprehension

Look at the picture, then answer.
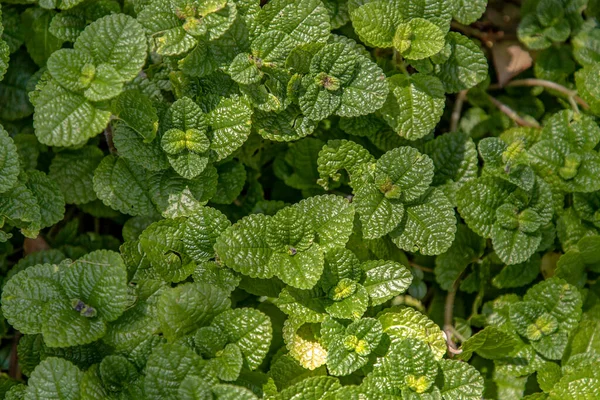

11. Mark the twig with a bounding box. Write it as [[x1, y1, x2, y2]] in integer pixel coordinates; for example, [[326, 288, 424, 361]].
[[444, 280, 463, 356], [104, 124, 117, 154], [487, 94, 541, 128], [9, 331, 21, 380], [409, 261, 434, 273], [450, 90, 468, 132], [450, 21, 516, 47], [489, 78, 589, 111]]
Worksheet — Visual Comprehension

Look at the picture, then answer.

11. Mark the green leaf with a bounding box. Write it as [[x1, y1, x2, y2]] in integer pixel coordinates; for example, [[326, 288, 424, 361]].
[[211, 160, 247, 204], [60, 250, 129, 322], [452, 0, 487, 24], [144, 343, 216, 399], [21, 8, 64, 66], [530, 141, 600, 193], [157, 282, 230, 341], [337, 58, 388, 119], [139, 218, 196, 282], [46, 48, 95, 93], [48, 146, 104, 204], [438, 359, 485, 400], [0, 179, 41, 237], [0, 126, 19, 193], [361, 260, 413, 305], [380, 73, 445, 140], [148, 167, 218, 216], [434, 32, 488, 93], [297, 195, 355, 250], [378, 306, 447, 360], [393, 18, 445, 60], [212, 308, 273, 370], [371, 338, 438, 394], [25, 358, 82, 400], [324, 279, 369, 319], [524, 277, 582, 333], [33, 80, 111, 147], [212, 384, 259, 400], [354, 182, 404, 239], [208, 96, 253, 161], [183, 206, 231, 263], [2, 263, 64, 334], [494, 245, 541, 283], [210, 343, 243, 381], [254, 106, 317, 142], [93, 155, 157, 217], [435, 224, 485, 290], [112, 123, 170, 171], [216, 213, 275, 279], [326, 318, 383, 376], [350, 0, 402, 48], [459, 326, 520, 360], [423, 131, 478, 204], [83, 63, 124, 101], [113, 90, 159, 143], [270, 243, 324, 290], [317, 139, 375, 189], [276, 286, 328, 323], [256, 0, 331, 47], [74, 14, 147, 81], [572, 28, 600, 67], [541, 111, 600, 151], [390, 188, 457, 256], [0, 51, 36, 121], [273, 376, 341, 400], [457, 177, 514, 238]]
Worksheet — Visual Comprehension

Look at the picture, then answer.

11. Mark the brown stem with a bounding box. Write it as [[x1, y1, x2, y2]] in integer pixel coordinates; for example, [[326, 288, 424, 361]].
[[9, 331, 21, 380], [450, 90, 468, 132], [489, 78, 589, 110], [450, 21, 516, 47], [444, 280, 463, 356], [409, 261, 434, 273], [104, 124, 117, 154], [487, 94, 541, 128]]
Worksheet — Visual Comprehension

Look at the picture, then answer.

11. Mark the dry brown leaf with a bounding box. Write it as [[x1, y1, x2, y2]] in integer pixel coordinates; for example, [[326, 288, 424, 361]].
[[492, 41, 532, 87], [23, 235, 50, 255]]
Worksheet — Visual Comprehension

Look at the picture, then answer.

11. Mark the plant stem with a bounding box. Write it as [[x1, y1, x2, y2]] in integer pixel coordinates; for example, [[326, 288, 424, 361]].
[[489, 78, 589, 111], [487, 94, 541, 128], [9, 331, 21, 380], [409, 261, 434, 273], [444, 280, 463, 356], [450, 90, 468, 132]]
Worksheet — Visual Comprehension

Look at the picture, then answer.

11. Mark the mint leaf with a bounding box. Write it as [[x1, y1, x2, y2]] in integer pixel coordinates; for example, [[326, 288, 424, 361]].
[[380, 73, 445, 140]]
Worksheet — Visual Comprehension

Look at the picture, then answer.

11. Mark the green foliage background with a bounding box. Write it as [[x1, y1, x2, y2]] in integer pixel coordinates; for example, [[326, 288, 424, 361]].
[[0, 0, 599, 398]]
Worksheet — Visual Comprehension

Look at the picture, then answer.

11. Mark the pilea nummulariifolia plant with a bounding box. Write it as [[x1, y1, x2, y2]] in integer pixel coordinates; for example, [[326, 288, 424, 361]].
[[0, 0, 599, 398]]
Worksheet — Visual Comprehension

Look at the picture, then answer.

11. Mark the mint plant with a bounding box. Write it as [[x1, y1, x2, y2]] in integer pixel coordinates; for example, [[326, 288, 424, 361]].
[[0, 0, 600, 399]]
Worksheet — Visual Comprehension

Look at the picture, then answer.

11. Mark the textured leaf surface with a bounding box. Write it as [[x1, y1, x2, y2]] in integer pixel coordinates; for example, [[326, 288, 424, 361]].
[[74, 14, 146, 81], [380, 73, 445, 140], [33, 81, 111, 147], [378, 307, 447, 360], [0, 126, 20, 193], [362, 260, 413, 305], [212, 308, 273, 370], [157, 282, 230, 341], [49, 146, 104, 204], [93, 155, 156, 217], [438, 359, 485, 400], [434, 32, 488, 93], [25, 358, 82, 400], [390, 188, 457, 256]]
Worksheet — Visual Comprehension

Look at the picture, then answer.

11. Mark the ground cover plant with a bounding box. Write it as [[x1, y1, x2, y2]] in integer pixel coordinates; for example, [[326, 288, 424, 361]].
[[0, 0, 599, 398]]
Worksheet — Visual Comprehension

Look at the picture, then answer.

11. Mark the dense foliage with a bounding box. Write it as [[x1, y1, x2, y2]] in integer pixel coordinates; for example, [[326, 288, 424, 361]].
[[0, 0, 599, 398]]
